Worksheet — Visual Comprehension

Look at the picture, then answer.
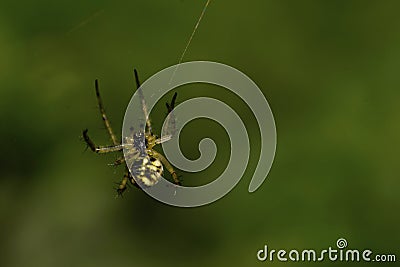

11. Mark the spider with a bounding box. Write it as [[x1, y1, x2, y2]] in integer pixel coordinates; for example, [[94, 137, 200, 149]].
[[83, 69, 181, 196]]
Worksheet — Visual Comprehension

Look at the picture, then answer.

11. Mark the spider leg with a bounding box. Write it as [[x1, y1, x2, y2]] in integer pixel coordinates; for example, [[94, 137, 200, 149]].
[[116, 170, 130, 196], [163, 92, 178, 137], [110, 156, 125, 166], [134, 69, 152, 134], [149, 150, 181, 185], [83, 129, 123, 153], [116, 164, 145, 196], [154, 135, 172, 145], [110, 148, 142, 166], [166, 92, 177, 113], [93, 80, 119, 146]]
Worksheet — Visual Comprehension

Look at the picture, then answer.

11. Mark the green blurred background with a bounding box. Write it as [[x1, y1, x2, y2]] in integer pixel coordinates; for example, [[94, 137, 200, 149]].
[[1, 0, 399, 266]]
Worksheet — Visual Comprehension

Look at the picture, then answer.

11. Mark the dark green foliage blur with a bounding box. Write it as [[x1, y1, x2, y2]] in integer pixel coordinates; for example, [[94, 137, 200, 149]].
[[1, 1, 399, 266]]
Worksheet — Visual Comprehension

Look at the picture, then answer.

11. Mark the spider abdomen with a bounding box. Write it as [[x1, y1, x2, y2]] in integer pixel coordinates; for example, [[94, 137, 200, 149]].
[[130, 156, 163, 186]]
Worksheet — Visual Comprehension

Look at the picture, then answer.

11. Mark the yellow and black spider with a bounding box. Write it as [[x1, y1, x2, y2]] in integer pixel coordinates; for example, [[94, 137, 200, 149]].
[[83, 69, 181, 196]]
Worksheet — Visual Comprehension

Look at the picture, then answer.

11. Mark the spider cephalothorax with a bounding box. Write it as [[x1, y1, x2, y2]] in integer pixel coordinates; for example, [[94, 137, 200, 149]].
[[83, 69, 180, 196]]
